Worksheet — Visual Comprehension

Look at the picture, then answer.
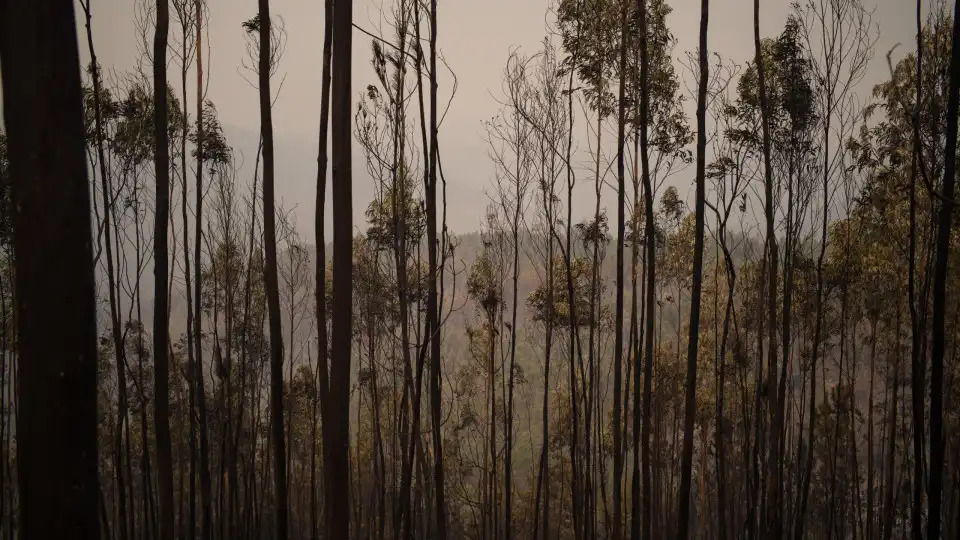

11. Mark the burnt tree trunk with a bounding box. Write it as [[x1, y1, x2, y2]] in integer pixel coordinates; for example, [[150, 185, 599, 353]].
[[0, 0, 100, 536]]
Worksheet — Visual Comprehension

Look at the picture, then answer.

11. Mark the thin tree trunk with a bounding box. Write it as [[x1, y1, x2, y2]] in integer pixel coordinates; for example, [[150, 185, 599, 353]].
[[909, 1, 924, 537], [928, 3, 960, 537], [79, 3, 130, 538], [676, 0, 708, 535], [427, 3, 448, 537], [633, 1, 654, 538], [612, 0, 629, 537], [867, 319, 878, 540], [193, 5, 214, 539], [313, 0, 334, 538], [176, 13, 199, 539], [881, 307, 901, 540]]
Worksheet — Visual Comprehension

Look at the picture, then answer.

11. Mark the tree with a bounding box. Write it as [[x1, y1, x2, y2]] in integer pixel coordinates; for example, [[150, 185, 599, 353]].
[[675, 0, 708, 535], [928, 2, 960, 538], [328, 0, 354, 539], [151, 0, 176, 536], [254, 0, 289, 538], [314, 1, 333, 538], [633, 1, 655, 539], [613, 1, 629, 537], [0, 0, 100, 537]]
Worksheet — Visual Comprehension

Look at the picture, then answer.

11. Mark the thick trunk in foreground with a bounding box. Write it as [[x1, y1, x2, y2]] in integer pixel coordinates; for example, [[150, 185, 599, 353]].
[[0, 0, 99, 536], [328, 0, 354, 537]]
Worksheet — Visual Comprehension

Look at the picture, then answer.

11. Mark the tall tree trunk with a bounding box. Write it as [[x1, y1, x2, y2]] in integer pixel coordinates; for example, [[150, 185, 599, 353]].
[[676, 0, 708, 535], [78, 3, 131, 538], [175, 9, 199, 538], [194, 5, 214, 539], [928, 3, 960, 537], [909, 2, 925, 537], [151, 0, 176, 536], [716, 232, 736, 540], [328, 0, 354, 538], [753, 0, 778, 532], [314, 0, 334, 539], [881, 308, 902, 540], [0, 0, 100, 535], [258, 0, 288, 537], [427, 2, 448, 537], [632, 1, 654, 538], [504, 114, 522, 540], [612, 1, 629, 538]]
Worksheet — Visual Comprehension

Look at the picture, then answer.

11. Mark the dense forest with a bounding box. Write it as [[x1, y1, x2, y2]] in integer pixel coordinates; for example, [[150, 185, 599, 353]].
[[1, 0, 960, 538]]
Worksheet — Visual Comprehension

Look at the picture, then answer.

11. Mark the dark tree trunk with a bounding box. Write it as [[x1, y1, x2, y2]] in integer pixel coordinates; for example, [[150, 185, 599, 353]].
[[78, 3, 131, 538], [753, 0, 778, 532], [257, 0, 289, 537], [314, 0, 333, 539], [928, 2, 960, 538], [632, 1, 654, 539], [151, 0, 176, 536], [676, 0, 708, 535], [0, 0, 100, 536], [909, 2, 925, 538], [427, 2, 448, 537], [194, 5, 214, 538], [328, 0, 354, 537], [612, 0, 628, 537]]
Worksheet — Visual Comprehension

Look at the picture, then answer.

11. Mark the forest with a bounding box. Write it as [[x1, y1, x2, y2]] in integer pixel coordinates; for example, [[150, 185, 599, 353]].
[[1, 0, 960, 538]]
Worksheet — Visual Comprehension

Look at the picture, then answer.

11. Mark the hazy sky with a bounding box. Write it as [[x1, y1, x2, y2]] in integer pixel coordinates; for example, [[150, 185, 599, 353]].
[[57, 0, 924, 241]]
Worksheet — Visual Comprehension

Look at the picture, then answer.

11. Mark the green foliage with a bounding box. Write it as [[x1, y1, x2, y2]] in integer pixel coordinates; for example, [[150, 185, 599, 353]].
[[527, 255, 595, 328], [364, 164, 426, 251], [188, 99, 231, 171], [557, 0, 620, 116]]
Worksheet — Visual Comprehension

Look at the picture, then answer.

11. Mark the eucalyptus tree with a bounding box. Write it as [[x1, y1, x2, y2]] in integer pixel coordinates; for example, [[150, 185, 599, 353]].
[[926, 3, 959, 538], [792, 1, 875, 536], [675, 0, 708, 535], [313, 1, 333, 535], [329, 0, 355, 538], [485, 51, 534, 539], [150, 0, 176, 535], [250, 0, 289, 536], [0, 0, 100, 536]]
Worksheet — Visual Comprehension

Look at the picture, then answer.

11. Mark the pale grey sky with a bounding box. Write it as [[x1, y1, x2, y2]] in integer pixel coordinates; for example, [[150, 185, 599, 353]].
[[57, 0, 926, 240]]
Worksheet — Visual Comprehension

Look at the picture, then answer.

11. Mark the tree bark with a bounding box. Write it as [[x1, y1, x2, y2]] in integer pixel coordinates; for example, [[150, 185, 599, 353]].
[[676, 0, 708, 535], [257, 0, 289, 537], [151, 0, 176, 536], [427, 2, 448, 537], [612, 0, 628, 537], [328, 0, 354, 537], [0, 0, 100, 536], [194, 5, 214, 539], [632, 1, 654, 539], [928, 2, 960, 538], [314, 1, 334, 539]]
